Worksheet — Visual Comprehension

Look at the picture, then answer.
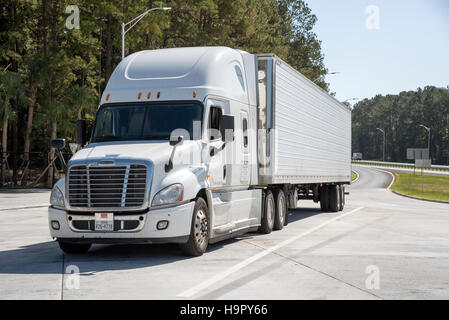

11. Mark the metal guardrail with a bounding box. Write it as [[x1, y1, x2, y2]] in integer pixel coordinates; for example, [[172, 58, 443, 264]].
[[352, 160, 449, 172]]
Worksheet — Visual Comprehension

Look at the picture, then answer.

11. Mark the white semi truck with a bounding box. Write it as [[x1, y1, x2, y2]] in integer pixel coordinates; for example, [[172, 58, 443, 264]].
[[48, 47, 351, 256]]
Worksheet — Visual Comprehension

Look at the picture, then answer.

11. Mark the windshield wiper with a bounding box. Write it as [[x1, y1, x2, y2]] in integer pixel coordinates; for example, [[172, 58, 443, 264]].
[[93, 135, 121, 142], [142, 136, 170, 140]]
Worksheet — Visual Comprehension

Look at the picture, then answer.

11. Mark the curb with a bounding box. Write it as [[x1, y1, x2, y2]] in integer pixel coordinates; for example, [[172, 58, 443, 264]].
[[385, 171, 449, 204], [361, 167, 449, 204], [390, 190, 449, 205]]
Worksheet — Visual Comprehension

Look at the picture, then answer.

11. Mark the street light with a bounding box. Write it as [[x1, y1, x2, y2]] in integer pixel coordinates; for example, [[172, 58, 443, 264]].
[[376, 128, 385, 162], [419, 124, 431, 159], [121, 6, 172, 60], [313, 72, 340, 83]]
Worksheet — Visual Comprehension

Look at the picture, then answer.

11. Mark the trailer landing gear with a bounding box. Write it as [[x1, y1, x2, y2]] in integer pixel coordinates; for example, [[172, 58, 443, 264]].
[[320, 185, 330, 212]]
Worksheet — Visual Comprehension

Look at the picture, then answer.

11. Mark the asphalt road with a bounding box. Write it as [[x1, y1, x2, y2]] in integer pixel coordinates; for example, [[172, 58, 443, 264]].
[[1, 166, 449, 300]]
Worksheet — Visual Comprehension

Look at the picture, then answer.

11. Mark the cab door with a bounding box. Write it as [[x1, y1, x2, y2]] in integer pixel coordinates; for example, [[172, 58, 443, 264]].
[[205, 99, 230, 229], [240, 111, 250, 185], [206, 102, 226, 188]]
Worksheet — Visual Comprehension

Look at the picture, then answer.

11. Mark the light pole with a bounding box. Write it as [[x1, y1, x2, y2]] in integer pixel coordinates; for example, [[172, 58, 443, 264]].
[[419, 124, 431, 159], [121, 6, 171, 60], [376, 128, 385, 162], [313, 72, 340, 83]]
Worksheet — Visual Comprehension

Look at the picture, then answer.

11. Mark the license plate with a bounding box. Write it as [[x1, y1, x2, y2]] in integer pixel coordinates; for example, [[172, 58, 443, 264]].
[[95, 213, 114, 232]]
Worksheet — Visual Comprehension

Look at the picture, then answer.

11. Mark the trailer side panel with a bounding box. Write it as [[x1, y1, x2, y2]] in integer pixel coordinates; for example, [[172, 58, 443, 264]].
[[267, 58, 351, 185]]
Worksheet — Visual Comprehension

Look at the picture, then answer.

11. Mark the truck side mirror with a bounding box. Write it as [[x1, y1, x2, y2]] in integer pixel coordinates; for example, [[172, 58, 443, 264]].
[[50, 139, 67, 170], [165, 135, 185, 173], [76, 119, 87, 146], [170, 135, 184, 146], [51, 138, 66, 150], [220, 115, 235, 143]]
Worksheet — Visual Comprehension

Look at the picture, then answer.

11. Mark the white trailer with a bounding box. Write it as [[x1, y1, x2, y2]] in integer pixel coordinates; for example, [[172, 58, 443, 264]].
[[48, 47, 351, 256]]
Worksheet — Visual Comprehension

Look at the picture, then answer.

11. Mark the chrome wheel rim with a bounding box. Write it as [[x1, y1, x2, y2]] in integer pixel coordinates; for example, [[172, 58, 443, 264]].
[[279, 196, 285, 221], [267, 196, 274, 226], [194, 209, 208, 250]]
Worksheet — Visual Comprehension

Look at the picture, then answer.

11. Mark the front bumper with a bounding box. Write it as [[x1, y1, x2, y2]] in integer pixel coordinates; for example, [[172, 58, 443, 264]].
[[48, 202, 195, 244]]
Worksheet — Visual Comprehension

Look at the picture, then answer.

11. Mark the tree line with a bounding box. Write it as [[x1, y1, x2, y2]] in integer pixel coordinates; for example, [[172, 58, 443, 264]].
[[0, 0, 328, 187], [352, 86, 449, 165]]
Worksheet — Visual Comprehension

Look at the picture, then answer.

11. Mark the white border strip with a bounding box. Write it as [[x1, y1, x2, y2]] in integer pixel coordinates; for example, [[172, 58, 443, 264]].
[[177, 206, 365, 298]]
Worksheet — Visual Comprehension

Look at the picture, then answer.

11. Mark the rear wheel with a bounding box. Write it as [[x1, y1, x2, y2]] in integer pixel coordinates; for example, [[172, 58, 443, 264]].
[[180, 198, 209, 257], [273, 189, 287, 230], [320, 186, 329, 212], [329, 185, 339, 212], [339, 185, 345, 211], [259, 190, 275, 234], [58, 241, 91, 254]]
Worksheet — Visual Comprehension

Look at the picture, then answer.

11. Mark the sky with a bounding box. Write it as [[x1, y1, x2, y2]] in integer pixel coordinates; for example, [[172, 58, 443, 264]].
[[306, 0, 449, 103]]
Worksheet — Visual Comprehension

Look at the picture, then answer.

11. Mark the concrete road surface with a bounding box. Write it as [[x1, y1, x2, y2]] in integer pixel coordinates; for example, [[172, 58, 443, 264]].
[[1, 166, 449, 300]]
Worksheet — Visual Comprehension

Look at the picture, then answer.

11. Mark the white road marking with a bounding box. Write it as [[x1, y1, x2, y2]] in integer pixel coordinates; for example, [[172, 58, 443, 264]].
[[0, 204, 49, 211], [177, 206, 365, 298], [373, 168, 396, 190]]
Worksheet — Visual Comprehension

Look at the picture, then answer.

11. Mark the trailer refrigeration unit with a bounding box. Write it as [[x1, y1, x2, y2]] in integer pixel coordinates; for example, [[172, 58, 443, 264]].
[[48, 47, 351, 256]]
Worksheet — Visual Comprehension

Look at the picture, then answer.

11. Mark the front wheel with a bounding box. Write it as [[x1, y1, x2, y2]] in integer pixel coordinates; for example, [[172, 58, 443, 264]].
[[58, 241, 91, 254], [180, 198, 209, 257]]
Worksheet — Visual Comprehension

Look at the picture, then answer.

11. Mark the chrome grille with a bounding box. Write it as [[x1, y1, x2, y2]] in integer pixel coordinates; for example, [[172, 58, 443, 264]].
[[68, 164, 147, 208]]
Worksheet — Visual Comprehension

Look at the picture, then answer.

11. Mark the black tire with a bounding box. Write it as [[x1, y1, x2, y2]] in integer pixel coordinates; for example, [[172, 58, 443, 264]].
[[273, 189, 287, 230], [329, 185, 339, 212], [58, 241, 91, 254], [285, 191, 294, 226], [180, 198, 209, 257], [259, 190, 275, 234], [320, 186, 329, 212], [284, 194, 290, 227], [339, 186, 345, 211]]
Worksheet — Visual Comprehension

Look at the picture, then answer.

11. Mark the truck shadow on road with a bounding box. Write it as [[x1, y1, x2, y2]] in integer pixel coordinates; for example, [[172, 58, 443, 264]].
[[0, 207, 323, 275]]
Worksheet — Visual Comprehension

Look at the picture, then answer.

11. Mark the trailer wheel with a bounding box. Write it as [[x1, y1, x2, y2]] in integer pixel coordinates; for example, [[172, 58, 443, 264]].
[[284, 193, 290, 227], [58, 241, 91, 254], [259, 190, 275, 234], [329, 185, 339, 212], [339, 186, 345, 211], [273, 189, 287, 230], [180, 198, 209, 257], [320, 186, 329, 212]]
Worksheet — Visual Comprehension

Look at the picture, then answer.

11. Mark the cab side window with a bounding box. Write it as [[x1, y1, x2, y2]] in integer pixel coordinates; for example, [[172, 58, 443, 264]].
[[208, 107, 222, 141]]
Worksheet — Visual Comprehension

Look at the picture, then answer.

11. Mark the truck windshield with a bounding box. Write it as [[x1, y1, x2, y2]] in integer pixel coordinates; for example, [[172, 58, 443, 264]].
[[92, 102, 203, 142]]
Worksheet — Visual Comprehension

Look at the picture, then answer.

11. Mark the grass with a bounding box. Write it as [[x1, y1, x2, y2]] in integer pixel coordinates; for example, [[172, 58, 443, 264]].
[[391, 172, 449, 202]]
